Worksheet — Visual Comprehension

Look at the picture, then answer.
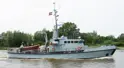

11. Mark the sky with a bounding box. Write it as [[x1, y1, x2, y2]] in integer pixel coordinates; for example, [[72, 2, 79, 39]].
[[0, 0, 124, 37]]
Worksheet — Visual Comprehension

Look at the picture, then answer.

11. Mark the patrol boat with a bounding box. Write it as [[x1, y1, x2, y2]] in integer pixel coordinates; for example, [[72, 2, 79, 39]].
[[7, 3, 116, 59]]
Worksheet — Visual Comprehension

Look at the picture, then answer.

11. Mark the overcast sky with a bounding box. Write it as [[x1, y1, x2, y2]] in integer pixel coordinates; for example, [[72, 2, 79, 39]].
[[0, 0, 124, 37]]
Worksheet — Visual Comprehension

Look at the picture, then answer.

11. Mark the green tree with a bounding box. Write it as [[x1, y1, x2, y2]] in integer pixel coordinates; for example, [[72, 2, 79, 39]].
[[58, 22, 80, 39], [114, 33, 124, 46], [0, 31, 33, 47], [33, 30, 45, 45], [46, 30, 52, 40], [117, 33, 124, 42], [80, 31, 100, 45], [103, 35, 115, 44]]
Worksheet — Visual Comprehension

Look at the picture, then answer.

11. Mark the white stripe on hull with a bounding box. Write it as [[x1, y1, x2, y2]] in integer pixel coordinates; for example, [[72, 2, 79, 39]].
[[7, 49, 115, 59]]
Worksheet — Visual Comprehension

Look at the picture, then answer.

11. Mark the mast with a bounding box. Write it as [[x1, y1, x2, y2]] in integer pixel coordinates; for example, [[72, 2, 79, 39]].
[[53, 2, 59, 39]]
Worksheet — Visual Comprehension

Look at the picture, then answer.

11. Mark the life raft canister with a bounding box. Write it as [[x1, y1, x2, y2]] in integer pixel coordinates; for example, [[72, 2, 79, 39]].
[[76, 46, 82, 51]]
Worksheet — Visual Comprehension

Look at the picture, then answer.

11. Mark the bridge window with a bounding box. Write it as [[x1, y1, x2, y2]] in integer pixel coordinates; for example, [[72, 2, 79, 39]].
[[68, 41, 70, 43], [79, 41, 83, 43], [74, 41, 78, 43], [55, 39, 59, 41], [64, 41, 67, 43], [64, 41, 75, 43]]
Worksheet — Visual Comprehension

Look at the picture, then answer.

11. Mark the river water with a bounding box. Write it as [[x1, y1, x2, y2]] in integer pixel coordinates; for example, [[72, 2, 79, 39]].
[[0, 50, 123, 68]]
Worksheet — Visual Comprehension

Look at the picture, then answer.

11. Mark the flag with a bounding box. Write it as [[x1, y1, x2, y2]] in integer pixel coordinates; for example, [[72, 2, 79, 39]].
[[49, 12, 52, 16]]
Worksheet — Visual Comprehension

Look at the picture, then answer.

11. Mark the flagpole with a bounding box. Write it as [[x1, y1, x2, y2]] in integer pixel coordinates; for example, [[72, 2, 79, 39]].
[[53, 2, 58, 39]]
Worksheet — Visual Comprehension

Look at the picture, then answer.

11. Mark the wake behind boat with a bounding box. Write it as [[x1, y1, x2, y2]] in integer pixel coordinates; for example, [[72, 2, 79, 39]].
[[7, 3, 116, 59]]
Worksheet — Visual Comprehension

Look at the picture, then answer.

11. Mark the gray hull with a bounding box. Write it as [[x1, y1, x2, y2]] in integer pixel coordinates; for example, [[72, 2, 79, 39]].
[[7, 49, 116, 59]]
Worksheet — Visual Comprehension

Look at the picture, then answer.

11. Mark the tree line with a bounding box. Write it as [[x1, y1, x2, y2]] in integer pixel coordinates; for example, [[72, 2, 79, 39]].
[[0, 22, 124, 47]]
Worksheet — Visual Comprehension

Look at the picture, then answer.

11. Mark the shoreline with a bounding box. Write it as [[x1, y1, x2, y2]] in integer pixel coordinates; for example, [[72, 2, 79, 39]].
[[0, 47, 8, 50], [116, 46, 124, 50]]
